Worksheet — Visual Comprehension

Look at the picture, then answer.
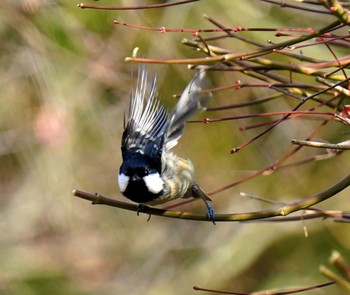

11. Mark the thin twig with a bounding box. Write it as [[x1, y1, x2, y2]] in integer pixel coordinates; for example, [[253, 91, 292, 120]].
[[125, 21, 343, 64], [78, 0, 199, 10], [292, 139, 350, 150], [194, 280, 334, 294]]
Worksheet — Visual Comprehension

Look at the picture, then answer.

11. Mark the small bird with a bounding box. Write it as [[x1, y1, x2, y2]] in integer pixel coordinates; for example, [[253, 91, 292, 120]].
[[118, 66, 214, 222]]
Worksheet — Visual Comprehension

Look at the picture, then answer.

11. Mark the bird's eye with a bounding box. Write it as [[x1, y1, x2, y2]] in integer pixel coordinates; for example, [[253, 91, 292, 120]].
[[144, 168, 149, 175]]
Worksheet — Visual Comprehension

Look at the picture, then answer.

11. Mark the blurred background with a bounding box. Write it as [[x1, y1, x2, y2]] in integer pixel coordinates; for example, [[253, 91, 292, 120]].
[[0, 0, 349, 294]]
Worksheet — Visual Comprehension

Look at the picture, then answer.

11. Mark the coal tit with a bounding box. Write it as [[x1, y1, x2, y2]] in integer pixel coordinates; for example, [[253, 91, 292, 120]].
[[118, 66, 214, 221]]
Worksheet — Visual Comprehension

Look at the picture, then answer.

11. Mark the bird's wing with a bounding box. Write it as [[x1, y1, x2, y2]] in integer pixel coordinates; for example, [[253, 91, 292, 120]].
[[165, 70, 212, 150], [122, 66, 168, 160]]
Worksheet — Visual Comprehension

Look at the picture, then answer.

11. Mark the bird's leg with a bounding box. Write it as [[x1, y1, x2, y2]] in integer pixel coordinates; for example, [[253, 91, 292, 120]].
[[136, 204, 145, 216], [136, 204, 152, 221], [191, 183, 215, 224]]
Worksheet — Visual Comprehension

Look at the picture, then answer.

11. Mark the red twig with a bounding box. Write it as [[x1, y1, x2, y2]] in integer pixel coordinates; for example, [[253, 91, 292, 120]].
[[78, 0, 199, 10]]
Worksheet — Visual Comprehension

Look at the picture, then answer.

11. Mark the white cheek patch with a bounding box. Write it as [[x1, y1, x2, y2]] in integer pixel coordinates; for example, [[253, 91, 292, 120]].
[[118, 173, 129, 192], [144, 173, 164, 194]]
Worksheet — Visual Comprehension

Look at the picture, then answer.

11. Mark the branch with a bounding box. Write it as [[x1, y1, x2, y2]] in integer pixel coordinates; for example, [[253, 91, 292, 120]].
[[194, 281, 334, 294], [72, 172, 350, 222], [125, 20, 342, 64], [320, 251, 350, 292], [324, 0, 350, 24], [78, 0, 199, 10], [291, 139, 350, 150]]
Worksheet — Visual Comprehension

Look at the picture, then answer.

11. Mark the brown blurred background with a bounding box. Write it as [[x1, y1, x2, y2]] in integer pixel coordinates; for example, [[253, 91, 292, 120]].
[[0, 0, 349, 294]]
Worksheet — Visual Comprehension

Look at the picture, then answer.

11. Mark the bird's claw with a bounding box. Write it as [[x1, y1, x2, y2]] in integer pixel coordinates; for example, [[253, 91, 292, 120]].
[[136, 204, 145, 216], [206, 204, 216, 225]]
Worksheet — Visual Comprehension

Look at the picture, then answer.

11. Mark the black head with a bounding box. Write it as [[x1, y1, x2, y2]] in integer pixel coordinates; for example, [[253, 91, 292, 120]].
[[118, 149, 164, 203]]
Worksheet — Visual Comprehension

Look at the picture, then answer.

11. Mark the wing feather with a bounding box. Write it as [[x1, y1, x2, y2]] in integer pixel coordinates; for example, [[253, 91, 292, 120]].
[[165, 70, 212, 150], [122, 66, 169, 159], [122, 67, 211, 157]]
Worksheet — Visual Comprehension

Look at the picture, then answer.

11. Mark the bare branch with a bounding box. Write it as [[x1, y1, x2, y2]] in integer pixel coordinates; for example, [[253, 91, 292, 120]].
[[78, 0, 199, 10], [292, 139, 350, 150], [72, 172, 350, 222]]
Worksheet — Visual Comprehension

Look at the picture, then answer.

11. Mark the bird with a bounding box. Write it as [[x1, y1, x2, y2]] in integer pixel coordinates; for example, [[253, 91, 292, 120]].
[[117, 66, 214, 222]]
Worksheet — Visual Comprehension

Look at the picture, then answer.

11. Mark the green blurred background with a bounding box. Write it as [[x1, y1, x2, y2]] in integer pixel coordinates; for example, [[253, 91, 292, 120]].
[[1, 0, 349, 294]]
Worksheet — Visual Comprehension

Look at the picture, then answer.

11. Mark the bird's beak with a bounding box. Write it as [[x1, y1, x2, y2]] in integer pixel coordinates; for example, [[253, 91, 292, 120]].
[[132, 175, 141, 182]]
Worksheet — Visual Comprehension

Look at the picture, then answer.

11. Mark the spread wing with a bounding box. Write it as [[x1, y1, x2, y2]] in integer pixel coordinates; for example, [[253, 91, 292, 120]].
[[121, 66, 169, 160], [165, 70, 212, 150]]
